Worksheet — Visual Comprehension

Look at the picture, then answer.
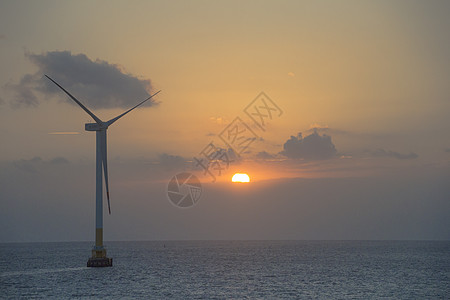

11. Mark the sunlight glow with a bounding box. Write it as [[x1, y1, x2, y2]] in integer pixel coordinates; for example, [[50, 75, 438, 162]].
[[232, 173, 250, 183]]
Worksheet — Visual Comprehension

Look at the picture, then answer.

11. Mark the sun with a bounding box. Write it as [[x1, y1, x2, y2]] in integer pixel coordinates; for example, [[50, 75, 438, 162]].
[[232, 173, 250, 183]]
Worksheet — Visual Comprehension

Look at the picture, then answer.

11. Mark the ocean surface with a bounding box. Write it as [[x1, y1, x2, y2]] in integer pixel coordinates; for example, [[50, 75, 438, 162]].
[[1, 240, 449, 299]]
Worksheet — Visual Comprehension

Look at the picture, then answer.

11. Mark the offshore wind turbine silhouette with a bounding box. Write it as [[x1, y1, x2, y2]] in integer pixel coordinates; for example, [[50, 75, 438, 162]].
[[45, 75, 160, 267]]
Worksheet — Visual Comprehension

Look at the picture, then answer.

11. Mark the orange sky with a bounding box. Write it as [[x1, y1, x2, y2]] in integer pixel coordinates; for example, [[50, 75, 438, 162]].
[[1, 1, 449, 164], [0, 1, 449, 241]]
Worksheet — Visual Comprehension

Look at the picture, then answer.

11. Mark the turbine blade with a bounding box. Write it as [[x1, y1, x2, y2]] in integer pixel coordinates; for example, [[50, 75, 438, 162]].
[[100, 130, 111, 215], [106, 90, 161, 126], [45, 75, 103, 125]]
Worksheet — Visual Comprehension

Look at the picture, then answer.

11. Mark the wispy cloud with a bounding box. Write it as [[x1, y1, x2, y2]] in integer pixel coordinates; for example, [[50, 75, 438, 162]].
[[48, 132, 81, 135], [158, 153, 186, 170], [5, 50, 156, 109], [13, 157, 42, 173], [255, 151, 276, 159], [305, 126, 398, 140], [209, 116, 228, 125], [308, 122, 329, 130], [13, 156, 70, 173], [49, 157, 70, 164], [369, 148, 418, 160]]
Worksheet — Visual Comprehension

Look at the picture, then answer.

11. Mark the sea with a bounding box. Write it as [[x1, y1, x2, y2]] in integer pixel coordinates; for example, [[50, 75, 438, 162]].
[[1, 241, 449, 299]]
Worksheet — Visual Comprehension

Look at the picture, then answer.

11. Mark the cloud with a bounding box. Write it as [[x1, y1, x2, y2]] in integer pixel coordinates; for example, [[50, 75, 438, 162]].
[[445, 148, 450, 153], [13, 157, 42, 173], [158, 153, 186, 171], [6, 51, 156, 109], [0, 34, 5, 39], [306, 126, 349, 136], [308, 122, 329, 130], [209, 116, 228, 125], [225, 148, 239, 162], [48, 132, 80, 135], [369, 149, 418, 160], [196, 146, 239, 163], [288, 72, 295, 77], [280, 131, 337, 160], [305, 126, 397, 140], [13, 156, 70, 173], [6, 74, 40, 107], [49, 157, 70, 165], [255, 151, 275, 159]]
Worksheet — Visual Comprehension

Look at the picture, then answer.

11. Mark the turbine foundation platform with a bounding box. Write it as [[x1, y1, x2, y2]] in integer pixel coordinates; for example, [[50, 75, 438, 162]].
[[87, 246, 112, 267], [87, 257, 112, 267]]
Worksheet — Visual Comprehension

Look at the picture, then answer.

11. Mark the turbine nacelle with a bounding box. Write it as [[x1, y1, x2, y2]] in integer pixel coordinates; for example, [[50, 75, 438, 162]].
[[85, 122, 108, 131]]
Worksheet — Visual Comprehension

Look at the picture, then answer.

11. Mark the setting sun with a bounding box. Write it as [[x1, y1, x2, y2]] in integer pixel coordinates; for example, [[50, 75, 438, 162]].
[[232, 173, 250, 183]]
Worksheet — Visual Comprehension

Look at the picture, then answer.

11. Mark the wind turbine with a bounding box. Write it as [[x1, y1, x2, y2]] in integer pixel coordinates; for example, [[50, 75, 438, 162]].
[[45, 75, 160, 267]]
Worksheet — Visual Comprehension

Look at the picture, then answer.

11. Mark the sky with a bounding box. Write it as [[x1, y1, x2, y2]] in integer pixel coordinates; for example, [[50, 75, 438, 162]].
[[0, 0, 449, 242]]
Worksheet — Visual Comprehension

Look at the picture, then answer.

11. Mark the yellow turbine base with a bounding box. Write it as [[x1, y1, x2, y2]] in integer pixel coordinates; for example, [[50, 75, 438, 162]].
[[92, 248, 107, 258], [87, 227, 112, 266], [95, 228, 103, 247]]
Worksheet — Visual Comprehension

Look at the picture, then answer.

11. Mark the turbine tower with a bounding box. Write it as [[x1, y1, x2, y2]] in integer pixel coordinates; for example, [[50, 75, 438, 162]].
[[45, 75, 160, 267]]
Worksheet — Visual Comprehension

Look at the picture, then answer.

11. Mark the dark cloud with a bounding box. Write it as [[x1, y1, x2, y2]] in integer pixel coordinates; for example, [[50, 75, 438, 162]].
[[6, 51, 155, 109], [445, 148, 450, 153], [13, 156, 70, 173], [0, 97, 4, 105], [0, 34, 5, 39], [370, 149, 418, 160], [280, 131, 337, 160]]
